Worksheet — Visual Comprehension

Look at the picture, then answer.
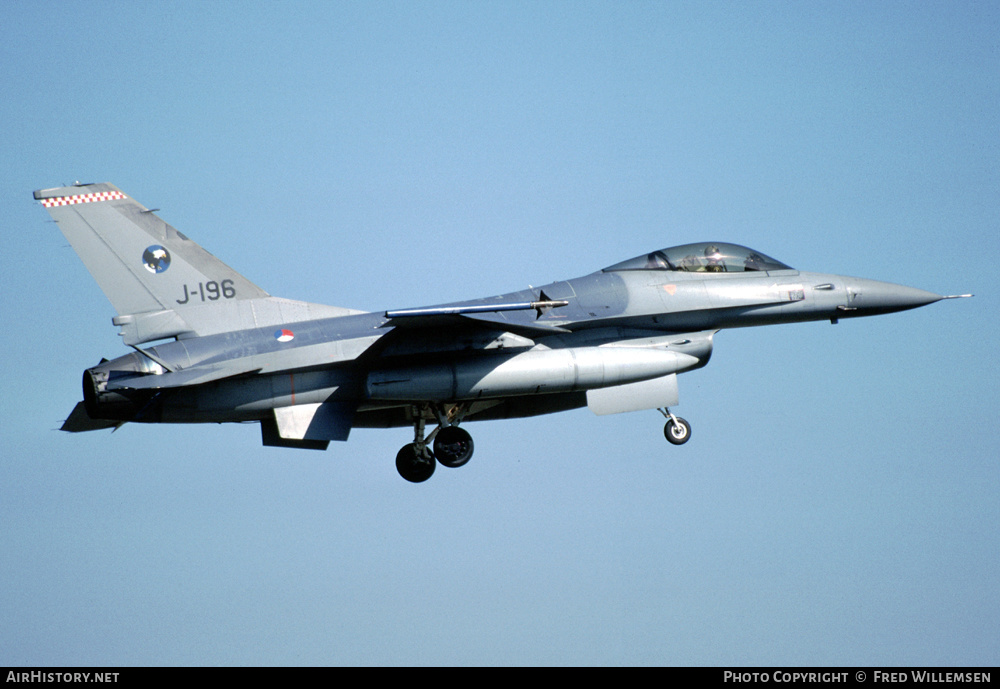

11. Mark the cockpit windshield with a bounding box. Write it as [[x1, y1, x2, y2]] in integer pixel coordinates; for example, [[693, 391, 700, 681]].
[[603, 242, 792, 273]]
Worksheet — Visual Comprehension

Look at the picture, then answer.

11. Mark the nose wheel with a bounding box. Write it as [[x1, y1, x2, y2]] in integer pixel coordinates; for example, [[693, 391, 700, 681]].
[[659, 408, 691, 445]]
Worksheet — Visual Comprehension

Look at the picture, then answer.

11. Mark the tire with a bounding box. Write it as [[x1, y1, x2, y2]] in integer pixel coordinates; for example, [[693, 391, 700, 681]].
[[433, 426, 474, 468], [663, 417, 691, 445], [395, 444, 436, 482]]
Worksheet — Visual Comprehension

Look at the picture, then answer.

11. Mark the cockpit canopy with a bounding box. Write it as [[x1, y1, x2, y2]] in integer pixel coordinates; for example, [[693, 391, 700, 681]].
[[603, 242, 792, 274]]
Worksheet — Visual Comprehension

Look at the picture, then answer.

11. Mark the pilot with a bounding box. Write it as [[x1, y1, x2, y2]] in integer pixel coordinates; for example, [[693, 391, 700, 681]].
[[704, 245, 725, 272]]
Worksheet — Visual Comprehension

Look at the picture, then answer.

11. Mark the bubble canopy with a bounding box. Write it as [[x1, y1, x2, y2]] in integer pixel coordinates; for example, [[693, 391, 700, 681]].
[[603, 242, 792, 274]]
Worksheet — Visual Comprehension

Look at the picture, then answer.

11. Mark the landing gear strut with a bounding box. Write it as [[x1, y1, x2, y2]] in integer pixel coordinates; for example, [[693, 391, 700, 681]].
[[658, 407, 691, 445], [395, 404, 475, 482]]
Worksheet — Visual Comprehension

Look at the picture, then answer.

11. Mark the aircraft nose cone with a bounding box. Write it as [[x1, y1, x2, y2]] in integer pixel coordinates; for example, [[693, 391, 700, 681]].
[[845, 278, 942, 314]]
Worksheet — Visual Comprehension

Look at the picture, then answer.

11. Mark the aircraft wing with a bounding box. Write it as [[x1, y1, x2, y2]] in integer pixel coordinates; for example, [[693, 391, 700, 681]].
[[100, 301, 574, 394], [385, 298, 568, 318], [383, 313, 571, 337], [383, 298, 572, 336]]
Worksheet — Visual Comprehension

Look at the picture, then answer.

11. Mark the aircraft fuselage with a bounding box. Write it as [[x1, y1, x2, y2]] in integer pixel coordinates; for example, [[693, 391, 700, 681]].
[[81, 266, 941, 428]]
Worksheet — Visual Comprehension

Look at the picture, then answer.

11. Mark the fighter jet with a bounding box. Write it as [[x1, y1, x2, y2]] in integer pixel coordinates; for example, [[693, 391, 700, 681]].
[[35, 183, 970, 482]]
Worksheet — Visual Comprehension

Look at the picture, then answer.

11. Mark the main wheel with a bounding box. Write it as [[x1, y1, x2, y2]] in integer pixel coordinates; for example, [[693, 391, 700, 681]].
[[663, 417, 691, 445], [433, 426, 474, 468], [396, 444, 436, 483]]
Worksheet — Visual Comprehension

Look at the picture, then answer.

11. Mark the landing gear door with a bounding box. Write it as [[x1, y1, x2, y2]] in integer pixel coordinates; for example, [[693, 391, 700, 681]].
[[587, 373, 679, 416]]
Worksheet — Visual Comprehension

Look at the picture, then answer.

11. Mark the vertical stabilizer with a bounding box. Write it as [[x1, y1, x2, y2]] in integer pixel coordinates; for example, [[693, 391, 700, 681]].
[[35, 183, 366, 344], [34, 183, 270, 317]]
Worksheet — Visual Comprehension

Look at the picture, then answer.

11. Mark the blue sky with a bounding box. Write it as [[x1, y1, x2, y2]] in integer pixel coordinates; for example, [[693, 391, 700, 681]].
[[1, 1, 997, 666]]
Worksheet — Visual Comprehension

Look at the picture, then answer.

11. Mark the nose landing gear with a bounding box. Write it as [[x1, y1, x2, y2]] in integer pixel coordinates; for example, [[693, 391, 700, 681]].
[[658, 408, 691, 445]]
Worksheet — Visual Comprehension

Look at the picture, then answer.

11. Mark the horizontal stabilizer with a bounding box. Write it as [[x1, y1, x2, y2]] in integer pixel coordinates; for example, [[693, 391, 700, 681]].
[[61, 402, 121, 432], [106, 364, 261, 390]]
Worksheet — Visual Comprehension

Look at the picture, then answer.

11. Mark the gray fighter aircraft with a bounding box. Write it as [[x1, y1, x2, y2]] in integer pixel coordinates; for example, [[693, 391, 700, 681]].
[[35, 183, 970, 482]]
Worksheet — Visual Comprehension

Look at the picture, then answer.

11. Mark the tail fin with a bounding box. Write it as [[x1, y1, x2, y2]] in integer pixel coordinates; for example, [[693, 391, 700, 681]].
[[34, 183, 270, 316], [35, 183, 362, 345]]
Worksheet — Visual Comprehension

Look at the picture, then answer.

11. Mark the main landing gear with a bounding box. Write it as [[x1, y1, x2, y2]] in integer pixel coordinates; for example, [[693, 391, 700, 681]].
[[658, 407, 691, 445], [396, 404, 475, 483]]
